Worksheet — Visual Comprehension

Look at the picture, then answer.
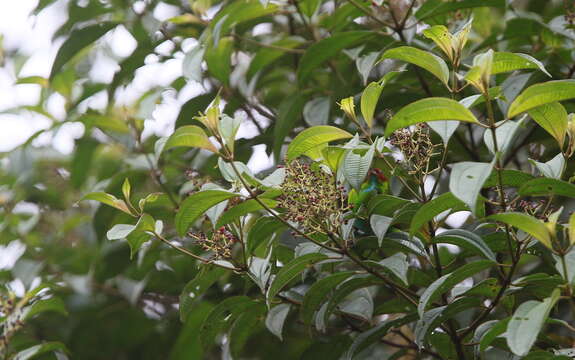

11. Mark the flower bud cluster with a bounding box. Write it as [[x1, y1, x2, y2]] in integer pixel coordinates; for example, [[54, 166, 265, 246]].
[[188, 226, 237, 259], [389, 124, 440, 175], [277, 161, 349, 234]]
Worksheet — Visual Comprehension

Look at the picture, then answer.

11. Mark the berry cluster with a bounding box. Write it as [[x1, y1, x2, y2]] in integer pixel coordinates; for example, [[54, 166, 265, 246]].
[[188, 226, 237, 260], [389, 124, 440, 175], [277, 161, 349, 235]]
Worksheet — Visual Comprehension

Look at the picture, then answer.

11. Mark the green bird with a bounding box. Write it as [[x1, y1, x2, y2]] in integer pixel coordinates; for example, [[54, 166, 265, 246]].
[[348, 168, 389, 235]]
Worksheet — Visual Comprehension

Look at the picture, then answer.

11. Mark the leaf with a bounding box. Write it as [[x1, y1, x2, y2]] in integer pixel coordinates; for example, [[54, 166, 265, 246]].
[[488, 212, 552, 248], [274, 94, 307, 160], [527, 102, 568, 147], [215, 198, 276, 228], [180, 266, 226, 322], [428, 121, 460, 146], [369, 253, 409, 286], [418, 260, 495, 316], [175, 190, 239, 236], [199, 296, 255, 349], [423, 25, 453, 60], [170, 302, 212, 360], [506, 289, 560, 356], [265, 304, 291, 341], [50, 22, 118, 79], [247, 37, 303, 80], [483, 119, 523, 156], [380, 46, 449, 86], [303, 97, 331, 126], [287, 126, 353, 161], [492, 52, 551, 76], [356, 52, 380, 85], [210, 1, 278, 37], [370, 214, 392, 246], [433, 229, 496, 261], [342, 314, 417, 360], [483, 169, 534, 188], [24, 297, 67, 320], [163, 125, 218, 153], [13, 342, 68, 360], [342, 146, 375, 190], [409, 192, 467, 237], [415, 0, 505, 20], [476, 319, 509, 355], [125, 214, 155, 257], [299, 0, 321, 17], [449, 161, 494, 214], [267, 253, 328, 305], [82, 192, 133, 215], [229, 303, 266, 357], [298, 31, 376, 84], [205, 36, 233, 84], [247, 217, 286, 254], [507, 80, 575, 118], [530, 153, 565, 179], [570, 213, 575, 246], [360, 82, 383, 128], [384, 98, 478, 136], [324, 274, 384, 324], [300, 271, 355, 327], [182, 44, 205, 83], [518, 178, 575, 199]]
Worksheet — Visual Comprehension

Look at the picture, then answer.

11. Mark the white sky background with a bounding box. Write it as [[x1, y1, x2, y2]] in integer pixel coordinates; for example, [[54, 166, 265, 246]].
[[0, 0, 273, 170]]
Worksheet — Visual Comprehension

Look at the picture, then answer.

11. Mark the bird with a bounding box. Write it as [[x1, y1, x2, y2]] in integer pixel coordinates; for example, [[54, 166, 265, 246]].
[[348, 168, 389, 236]]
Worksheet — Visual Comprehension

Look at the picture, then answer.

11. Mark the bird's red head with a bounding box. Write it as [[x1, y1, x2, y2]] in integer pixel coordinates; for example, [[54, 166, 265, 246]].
[[369, 168, 388, 183]]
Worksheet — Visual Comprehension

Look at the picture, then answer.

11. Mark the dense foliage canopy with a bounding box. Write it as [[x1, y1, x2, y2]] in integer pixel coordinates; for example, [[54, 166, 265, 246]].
[[4, 0, 575, 359]]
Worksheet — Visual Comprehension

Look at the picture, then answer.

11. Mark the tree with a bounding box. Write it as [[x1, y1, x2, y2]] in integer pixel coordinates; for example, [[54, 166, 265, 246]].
[[3, 0, 575, 358]]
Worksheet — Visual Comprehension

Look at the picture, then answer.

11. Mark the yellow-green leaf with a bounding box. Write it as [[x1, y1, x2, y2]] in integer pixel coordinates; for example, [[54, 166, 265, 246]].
[[380, 46, 450, 87], [384, 97, 478, 136], [489, 212, 552, 248], [287, 126, 353, 161], [527, 102, 567, 147], [360, 82, 384, 128], [163, 125, 218, 153], [423, 25, 453, 60], [508, 80, 575, 118]]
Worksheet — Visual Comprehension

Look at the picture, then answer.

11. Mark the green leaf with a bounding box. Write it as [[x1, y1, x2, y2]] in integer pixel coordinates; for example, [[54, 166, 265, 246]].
[[175, 190, 239, 236], [125, 213, 155, 257], [274, 94, 307, 160], [507, 80, 575, 118], [170, 302, 212, 360], [370, 214, 392, 246], [247, 37, 303, 80], [492, 52, 551, 76], [433, 229, 496, 261], [229, 303, 266, 357], [527, 102, 568, 147], [483, 169, 534, 188], [488, 212, 552, 248], [418, 260, 495, 316], [380, 46, 449, 86], [205, 36, 234, 84], [287, 126, 353, 161], [342, 146, 375, 190], [215, 198, 276, 228], [24, 297, 67, 320], [267, 253, 328, 305], [518, 178, 575, 199], [299, 0, 321, 17], [449, 161, 494, 214], [50, 22, 118, 79], [367, 253, 409, 286], [415, 0, 505, 20], [384, 97, 478, 136], [82, 192, 133, 215], [298, 31, 376, 84], [247, 217, 286, 254], [409, 192, 467, 236], [506, 289, 560, 356], [13, 342, 68, 360], [163, 125, 218, 153], [475, 319, 509, 355], [199, 296, 255, 349], [324, 274, 384, 324], [182, 44, 205, 83], [300, 271, 355, 328], [265, 304, 291, 341], [529, 153, 565, 179], [360, 82, 383, 128], [70, 137, 98, 189], [342, 314, 417, 360], [483, 119, 524, 156], [303, 97, 331, 126], [179, 266, 226, 322], [210, 1, 278, 37]]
